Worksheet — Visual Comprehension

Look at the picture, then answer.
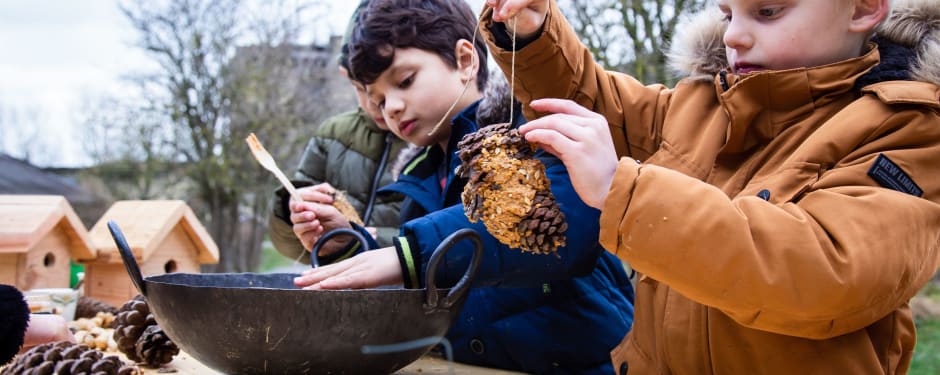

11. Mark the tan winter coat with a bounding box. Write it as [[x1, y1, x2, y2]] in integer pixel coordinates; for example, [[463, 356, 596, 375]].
[[483, 0, 940, 374]]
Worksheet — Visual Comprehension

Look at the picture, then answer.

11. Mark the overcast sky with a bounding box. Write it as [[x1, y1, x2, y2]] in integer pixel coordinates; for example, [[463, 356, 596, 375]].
[[0, 1, 486, 167], [0, 1, 382, 167]]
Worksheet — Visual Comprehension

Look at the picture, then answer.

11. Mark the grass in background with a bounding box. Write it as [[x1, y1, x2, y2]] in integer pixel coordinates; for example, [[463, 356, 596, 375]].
[[257, 238, 296, 272], [911, 318, 940, 375], [921, 282, 940, 300], [911, 280, 940, 375]]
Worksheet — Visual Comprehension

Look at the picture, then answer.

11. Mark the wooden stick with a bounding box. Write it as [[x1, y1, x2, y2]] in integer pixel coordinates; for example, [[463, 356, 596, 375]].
[[245, 133, 304, 203]]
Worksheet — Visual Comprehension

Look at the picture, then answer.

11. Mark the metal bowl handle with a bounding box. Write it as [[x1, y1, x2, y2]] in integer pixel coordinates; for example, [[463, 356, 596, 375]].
[[107, 220, 147, 297], [424, 229, 483, 309], [310, 227, 371, 268]]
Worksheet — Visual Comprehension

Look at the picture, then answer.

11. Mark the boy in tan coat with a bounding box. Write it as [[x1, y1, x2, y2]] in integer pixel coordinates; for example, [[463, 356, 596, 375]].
[[483, 0, 940, 373]]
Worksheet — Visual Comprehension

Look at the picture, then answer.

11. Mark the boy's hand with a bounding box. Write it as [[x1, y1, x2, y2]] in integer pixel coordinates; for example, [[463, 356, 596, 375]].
[[294, 247, 403, 290], [519, 98, 617, 209], [486, 0, 549, 39], [298, 183, 338, 204], [289, 196, 353, 255]]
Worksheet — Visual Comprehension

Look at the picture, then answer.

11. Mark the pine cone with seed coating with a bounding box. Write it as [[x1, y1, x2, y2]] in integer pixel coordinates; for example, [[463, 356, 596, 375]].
[[332, 190, 364, 226], [134, 325, 178, 367], [0, 341, 138, 375], [457, 122, 567, 254]]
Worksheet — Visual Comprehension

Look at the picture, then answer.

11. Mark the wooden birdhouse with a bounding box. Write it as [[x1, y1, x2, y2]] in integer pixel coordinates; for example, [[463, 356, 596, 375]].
[[86, 200, 219, 306], [0, 195, 97, 291]]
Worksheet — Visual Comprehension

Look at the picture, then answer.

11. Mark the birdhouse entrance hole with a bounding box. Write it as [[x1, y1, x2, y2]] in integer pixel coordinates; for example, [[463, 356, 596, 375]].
[[164, 260, 178, 273], [44, 253, 56, 268]]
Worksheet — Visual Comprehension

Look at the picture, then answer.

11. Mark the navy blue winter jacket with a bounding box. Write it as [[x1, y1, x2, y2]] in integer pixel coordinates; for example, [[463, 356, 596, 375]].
[[375, 101, 635, 374]]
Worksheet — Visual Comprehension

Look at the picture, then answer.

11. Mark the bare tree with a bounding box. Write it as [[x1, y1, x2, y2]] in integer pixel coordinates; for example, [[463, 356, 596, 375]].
[[562, 0, 708, 85], [0, 103, 54, 166], [79, 93, 176, 200], [81, 0, 352, 272]]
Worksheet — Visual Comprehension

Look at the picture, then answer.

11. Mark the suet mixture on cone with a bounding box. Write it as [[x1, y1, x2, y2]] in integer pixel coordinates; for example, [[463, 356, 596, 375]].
[[331, 190, 364, 226], [456, 122, 567, 254]]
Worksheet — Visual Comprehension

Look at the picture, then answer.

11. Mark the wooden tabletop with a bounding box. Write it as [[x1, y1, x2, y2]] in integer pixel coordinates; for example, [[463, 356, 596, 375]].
[[134, 350, 523, 374]]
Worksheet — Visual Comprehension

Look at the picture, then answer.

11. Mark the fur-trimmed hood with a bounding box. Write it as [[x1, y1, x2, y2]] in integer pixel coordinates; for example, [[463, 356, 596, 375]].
[[389, 69, 514, 179], [667, 0, 940, 86]]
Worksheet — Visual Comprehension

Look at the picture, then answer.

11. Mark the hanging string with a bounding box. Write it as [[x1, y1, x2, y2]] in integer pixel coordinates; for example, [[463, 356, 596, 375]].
[[509, 17, 516, 125], [427, 5, 517, 136], [291, 249, 306, 267], [426, 10, 481, 137]]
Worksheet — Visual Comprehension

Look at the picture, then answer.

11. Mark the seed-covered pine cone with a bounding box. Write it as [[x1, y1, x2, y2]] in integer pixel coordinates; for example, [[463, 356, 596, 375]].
[[0, 341, 138, 375], [457, 122, 567, 254], [332, 190, 364, 226], [75, 296, 118, 321], [134, 325, 178, 367]]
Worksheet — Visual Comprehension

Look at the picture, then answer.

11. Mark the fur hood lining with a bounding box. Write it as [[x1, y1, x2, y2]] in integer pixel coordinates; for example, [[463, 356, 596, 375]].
[[666, 0, 940, 86]]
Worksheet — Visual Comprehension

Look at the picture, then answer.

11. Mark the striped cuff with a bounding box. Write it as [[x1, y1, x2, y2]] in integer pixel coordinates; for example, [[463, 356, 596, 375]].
[[393, 235, 422, 289]]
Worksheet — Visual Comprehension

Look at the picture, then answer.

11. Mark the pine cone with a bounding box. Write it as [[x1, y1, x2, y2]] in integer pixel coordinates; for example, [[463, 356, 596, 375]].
[[457, 123, 567, 254], [134, 325, 179, 367], [332, 190, 364, 226], [110, 295, 178, 368], [111, 296, 155, 363], [518, 191, 568, 253], [75, 296, 118, 320], [0, 341, 138, 375]]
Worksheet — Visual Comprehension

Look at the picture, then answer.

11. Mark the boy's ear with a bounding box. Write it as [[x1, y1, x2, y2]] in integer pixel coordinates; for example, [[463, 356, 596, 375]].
[[849, 0, 889, 33], [454, 39, 478, 84]]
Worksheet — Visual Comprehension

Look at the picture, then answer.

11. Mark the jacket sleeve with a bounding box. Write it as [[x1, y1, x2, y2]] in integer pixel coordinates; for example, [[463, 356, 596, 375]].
[[481, 0, 672, 161], [395, 152, 607, 289], [599, 101, 940, 339], [269, 180, 315, 263]]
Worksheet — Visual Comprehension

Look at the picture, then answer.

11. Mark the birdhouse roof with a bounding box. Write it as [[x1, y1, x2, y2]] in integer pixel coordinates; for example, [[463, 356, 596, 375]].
[[89, 200, 219, 264], [0, 195, 97, 259]]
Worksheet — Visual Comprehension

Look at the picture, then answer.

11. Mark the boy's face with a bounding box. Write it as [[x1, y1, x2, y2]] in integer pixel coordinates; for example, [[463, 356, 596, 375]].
[[718, 0, 875, 74], [365, 46, 478, 148], [352, 80, 389, 131], [340, 67, 388, 130]]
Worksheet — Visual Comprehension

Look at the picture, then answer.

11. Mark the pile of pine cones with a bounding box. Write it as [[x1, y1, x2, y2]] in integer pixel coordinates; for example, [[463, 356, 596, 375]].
[[457, 122, 568, 254], [0, 341, 138, 375], [112, 295, 179, 367], [1, 295, 179, 374]]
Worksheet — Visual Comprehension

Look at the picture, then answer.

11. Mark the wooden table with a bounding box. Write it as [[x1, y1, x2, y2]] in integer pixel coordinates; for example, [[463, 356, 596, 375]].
[[134, 351, 523, 374]]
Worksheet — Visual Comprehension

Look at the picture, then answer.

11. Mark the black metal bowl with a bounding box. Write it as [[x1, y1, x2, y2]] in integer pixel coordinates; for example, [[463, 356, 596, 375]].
[[108, 222, 481, 375]]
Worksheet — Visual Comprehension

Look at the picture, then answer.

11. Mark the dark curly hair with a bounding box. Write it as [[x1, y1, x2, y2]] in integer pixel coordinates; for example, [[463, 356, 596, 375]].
[[348, 0, 489, 90], [337, 0, 370, 73]]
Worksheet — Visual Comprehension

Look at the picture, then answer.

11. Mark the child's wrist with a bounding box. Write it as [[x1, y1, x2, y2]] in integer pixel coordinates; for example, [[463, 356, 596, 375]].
[[492, 22, 544, 51]]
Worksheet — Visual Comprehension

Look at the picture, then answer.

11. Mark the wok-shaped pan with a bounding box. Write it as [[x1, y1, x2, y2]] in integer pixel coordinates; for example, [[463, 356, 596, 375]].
[[108, 221, 481, 374]]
